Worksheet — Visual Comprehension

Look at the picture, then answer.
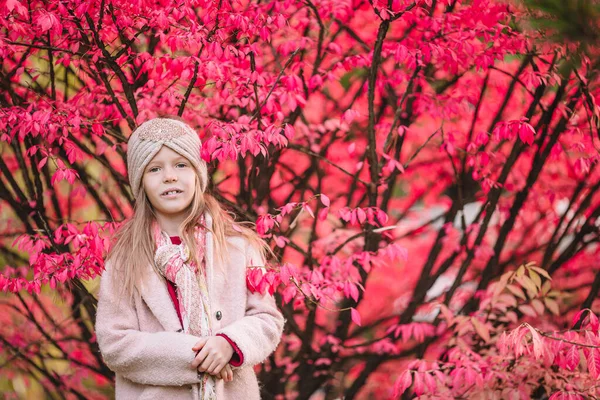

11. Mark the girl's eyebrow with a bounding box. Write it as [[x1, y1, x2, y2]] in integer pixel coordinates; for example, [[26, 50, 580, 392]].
[[146, 157, 188, 168]]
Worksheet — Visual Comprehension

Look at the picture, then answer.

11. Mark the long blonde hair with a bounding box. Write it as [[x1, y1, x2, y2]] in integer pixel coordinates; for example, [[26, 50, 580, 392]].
[[106, 165, 270, 301]]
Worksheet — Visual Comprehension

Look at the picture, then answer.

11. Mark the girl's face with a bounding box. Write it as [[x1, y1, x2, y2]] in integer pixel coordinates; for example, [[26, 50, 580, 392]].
[[142, 146, 197, 223]]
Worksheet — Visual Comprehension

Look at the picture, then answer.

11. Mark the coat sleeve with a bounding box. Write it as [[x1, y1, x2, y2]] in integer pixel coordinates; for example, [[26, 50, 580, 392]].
[[215, 243, 285, 368], [95, 264, 201, 386]]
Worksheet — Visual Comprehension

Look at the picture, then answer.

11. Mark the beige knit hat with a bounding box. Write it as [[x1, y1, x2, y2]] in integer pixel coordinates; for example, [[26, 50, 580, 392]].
[[126, 118, 208, 197]]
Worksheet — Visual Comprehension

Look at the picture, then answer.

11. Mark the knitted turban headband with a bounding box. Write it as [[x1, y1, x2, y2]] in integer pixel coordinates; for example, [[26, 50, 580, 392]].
[[126, 118, 208, 197]]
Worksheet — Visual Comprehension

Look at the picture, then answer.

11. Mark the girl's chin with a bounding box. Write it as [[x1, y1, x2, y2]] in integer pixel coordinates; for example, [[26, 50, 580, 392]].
[[155, 203, 193, 215]]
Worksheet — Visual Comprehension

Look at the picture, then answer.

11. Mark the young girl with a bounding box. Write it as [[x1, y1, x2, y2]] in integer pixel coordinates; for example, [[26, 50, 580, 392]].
[[95, 117, 285, 400]]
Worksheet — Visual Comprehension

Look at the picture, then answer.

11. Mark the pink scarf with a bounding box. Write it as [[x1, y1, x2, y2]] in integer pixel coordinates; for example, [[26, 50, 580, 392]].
[[153, 220, 216, 400]]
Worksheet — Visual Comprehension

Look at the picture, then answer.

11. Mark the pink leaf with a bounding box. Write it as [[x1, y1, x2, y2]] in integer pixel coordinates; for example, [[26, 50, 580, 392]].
[[380, 8, 390, 20], [572, 309, 586, 328], [342, 109, 358, 124], [348, 283, 359, 302], [304, 204, 315, 219], [320, 194, 330, 207], [38, 157, 48, 169], [393, 370, 412, 397], [318, 207, 329, 221], [356, 208, 366, 224], [37, 11, 61, 34], [471, 318, 490, 343], [7, 0, 27, 16], [525, 324, 544, 359], [350, 308, 361, 326], [464, 368, 477, 386], [549, 393, 585, 400], [451, 368, 464, 389], [519, 304, 537, 318], [281, 285, 297, 304], [585, 347, 600, 379], [6, 0, 19, 12], [424, 372, 436, 393], [413, 371, 424, 396], [589, 312, 599, 332], [231, 224, 243, 233], [274, 236, 289, 248], [518, 122, 535, 145]]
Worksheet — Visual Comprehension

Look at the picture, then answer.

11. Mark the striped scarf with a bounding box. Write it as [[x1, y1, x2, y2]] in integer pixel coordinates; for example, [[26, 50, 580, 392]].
[[153, 221, 215, 400]]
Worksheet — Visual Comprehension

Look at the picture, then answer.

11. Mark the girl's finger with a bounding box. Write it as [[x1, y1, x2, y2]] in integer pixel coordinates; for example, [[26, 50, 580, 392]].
[[191, 337, 209, 352], [198, 354, 213, 372], [219, 368, 228, 380], [207, 359, 221, 375], [192, 348, 209, 369], [221, 365, 232, 382]]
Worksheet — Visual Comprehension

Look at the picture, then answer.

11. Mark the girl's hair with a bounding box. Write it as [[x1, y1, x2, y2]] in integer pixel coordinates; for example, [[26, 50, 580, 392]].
[[106, 158, 270, 301]]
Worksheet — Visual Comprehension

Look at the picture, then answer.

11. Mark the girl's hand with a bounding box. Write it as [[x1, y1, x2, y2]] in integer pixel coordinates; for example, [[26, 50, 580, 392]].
[[218, 364, 233, 382], [191, 336, 234, 375]]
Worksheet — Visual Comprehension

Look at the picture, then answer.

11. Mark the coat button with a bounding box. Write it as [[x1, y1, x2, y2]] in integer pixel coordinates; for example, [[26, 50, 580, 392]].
[[216, 311, 222, 321]]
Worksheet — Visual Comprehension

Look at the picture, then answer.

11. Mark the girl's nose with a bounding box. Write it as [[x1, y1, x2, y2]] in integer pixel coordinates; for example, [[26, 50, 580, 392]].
[[163, 167, 178, 182]]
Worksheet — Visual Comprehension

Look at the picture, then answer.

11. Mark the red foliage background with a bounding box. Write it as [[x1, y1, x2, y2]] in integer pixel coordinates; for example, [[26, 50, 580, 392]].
[[1, 0, 600, 398]]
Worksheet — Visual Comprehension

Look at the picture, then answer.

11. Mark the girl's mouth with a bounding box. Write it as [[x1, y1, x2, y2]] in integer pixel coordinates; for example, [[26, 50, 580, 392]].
[[161, 190, 183, 198]]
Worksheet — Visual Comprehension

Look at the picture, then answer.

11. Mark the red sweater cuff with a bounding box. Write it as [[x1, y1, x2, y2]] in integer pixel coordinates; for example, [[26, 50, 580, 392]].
[[216, 333, 244, 367]]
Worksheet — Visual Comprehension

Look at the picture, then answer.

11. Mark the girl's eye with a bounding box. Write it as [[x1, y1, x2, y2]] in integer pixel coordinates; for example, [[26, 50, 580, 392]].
[[148, 167, 160, 173], [176, 163, 187, 168]]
